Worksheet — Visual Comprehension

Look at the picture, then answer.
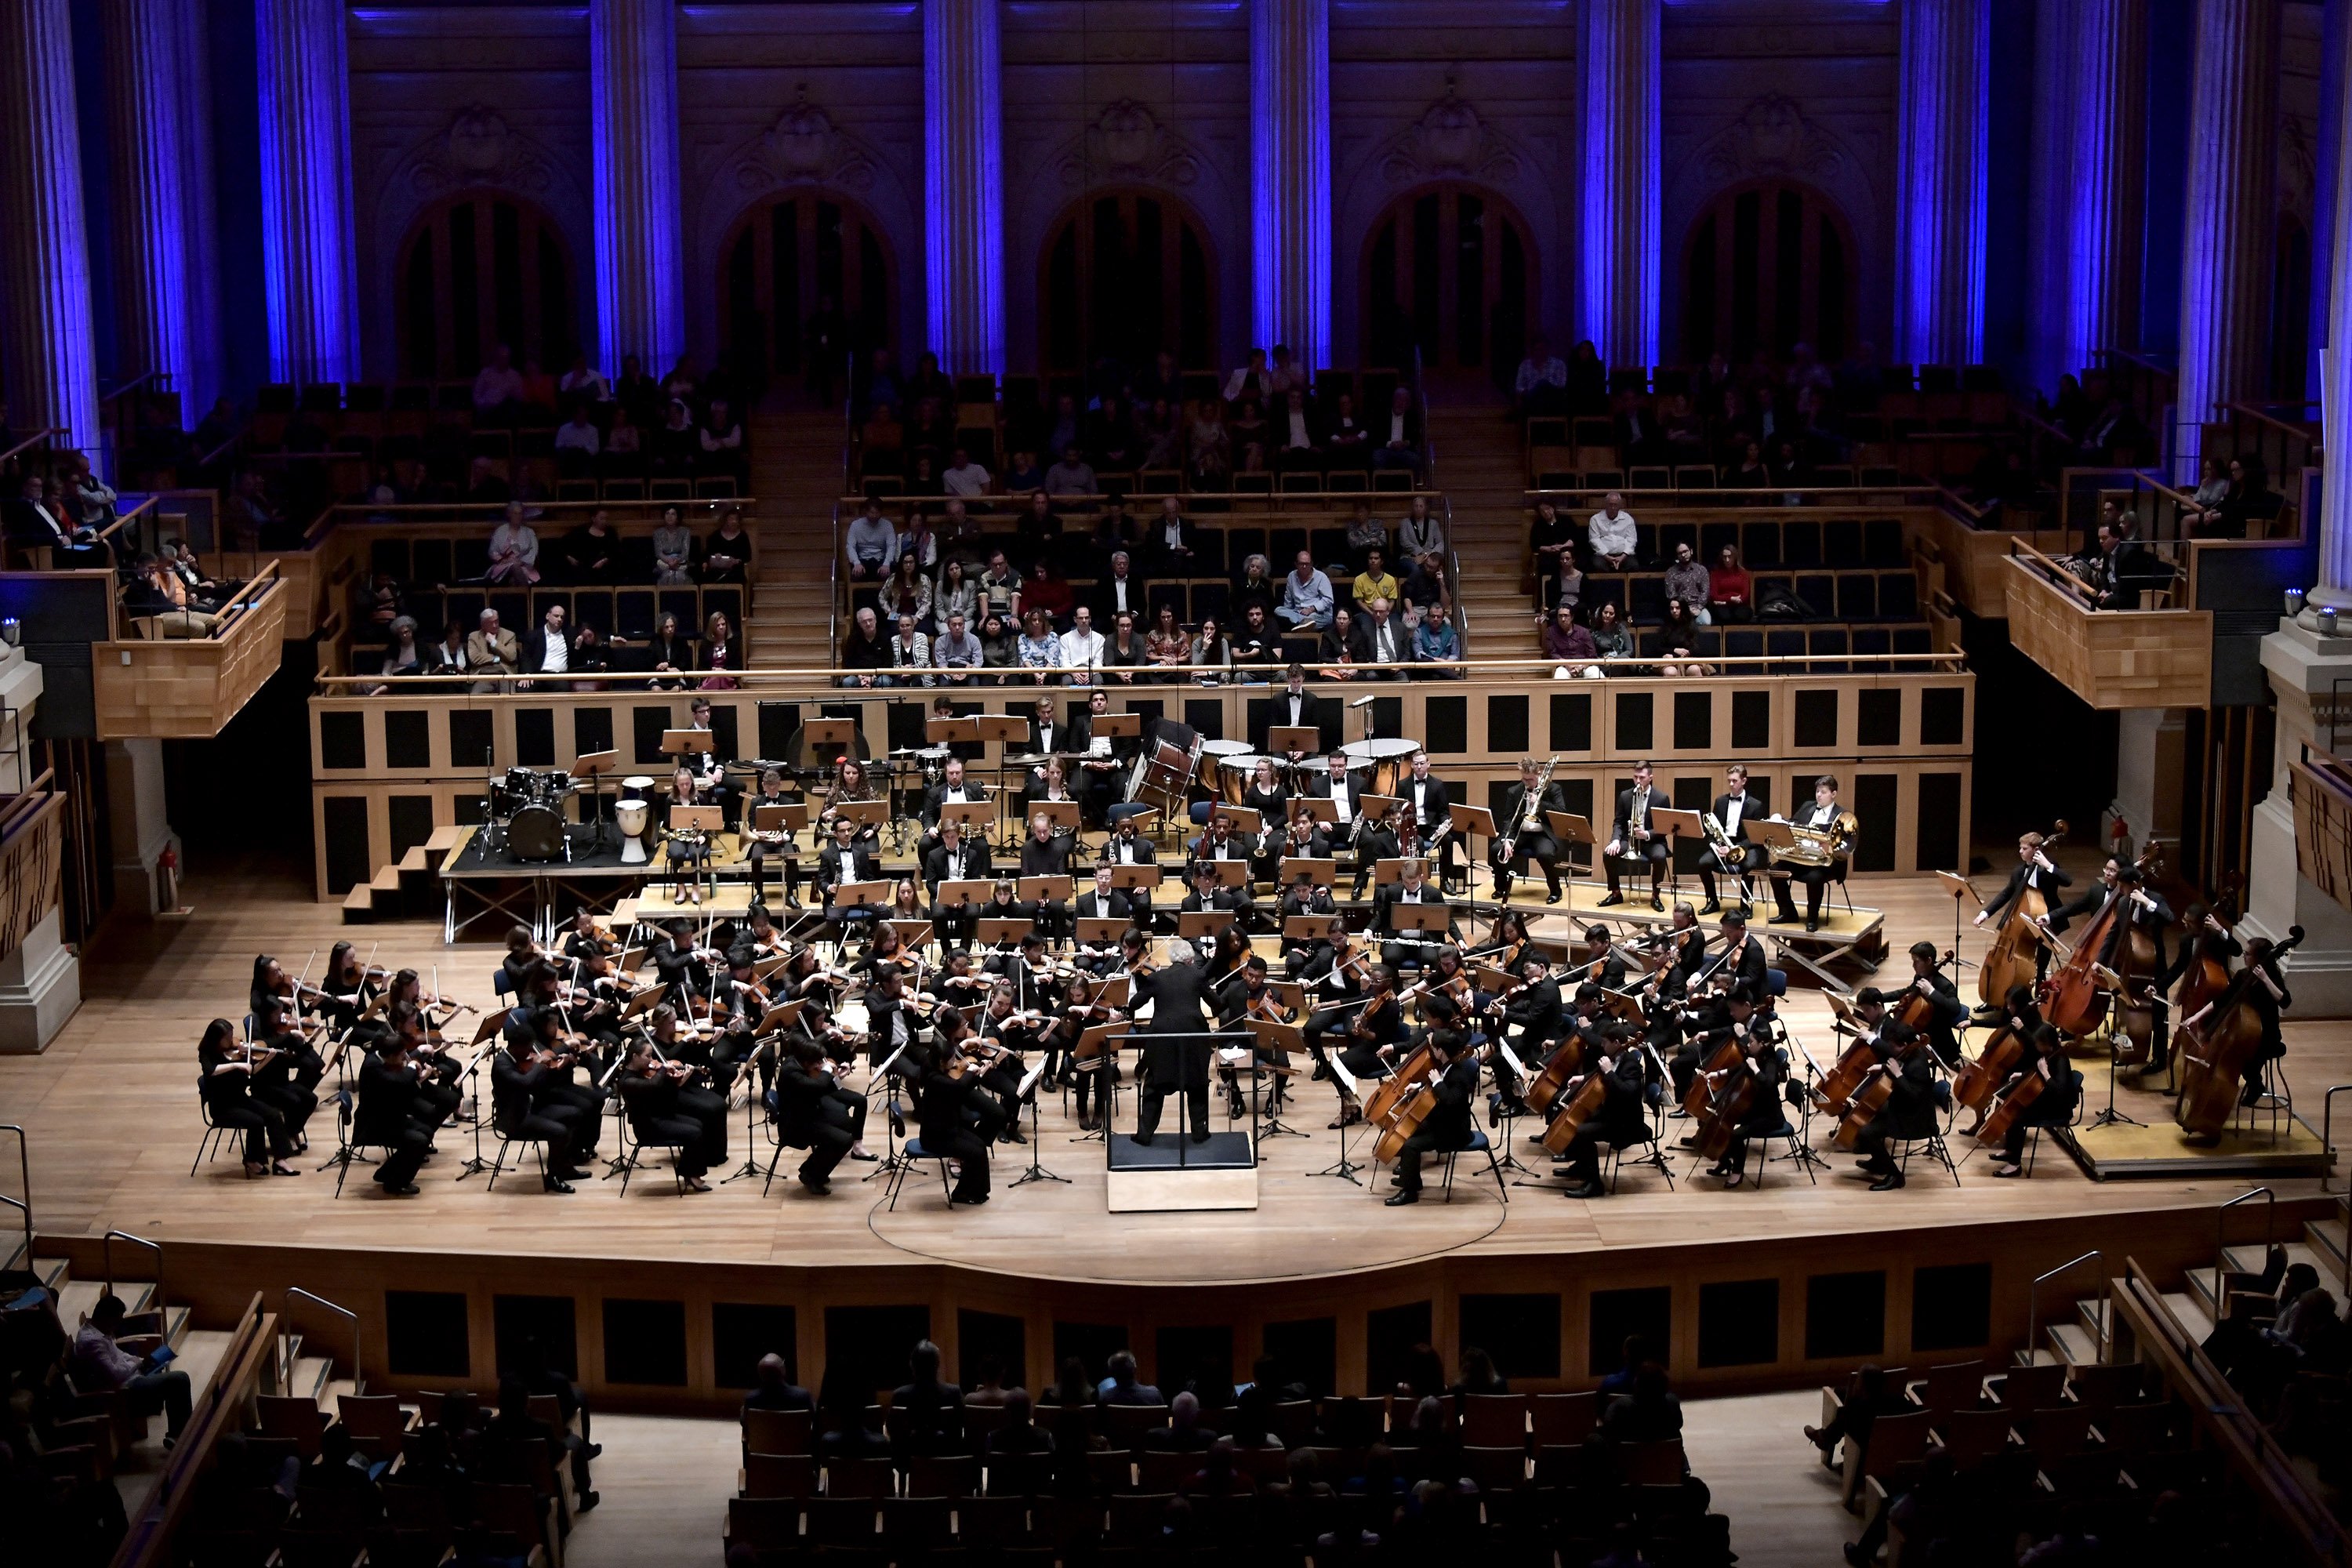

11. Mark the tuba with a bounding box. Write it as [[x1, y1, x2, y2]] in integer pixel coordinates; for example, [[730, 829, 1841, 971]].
[[1781, 809, 1857, 867]]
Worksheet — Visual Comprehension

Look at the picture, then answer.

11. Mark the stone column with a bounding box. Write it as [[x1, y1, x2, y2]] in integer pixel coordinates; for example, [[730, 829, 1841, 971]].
[[590, 0, 687, 376], [255, 0, 360, 385], [2058, 0, 2147, 387], [2173, 0, 2279, 479], [2315, 33, 2352, 607], [0, 0, 101, 451], [924, 0, 1004, 376], [1249, 0, 1330, 371], [103, 0, 218, 417], [1892, 0, 1989, 368], [105, 738, 180, 922], [1579, 0, 1660, 374]]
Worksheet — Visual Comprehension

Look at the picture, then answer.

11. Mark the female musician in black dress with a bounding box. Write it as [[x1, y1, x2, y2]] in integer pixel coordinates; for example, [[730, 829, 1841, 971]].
[[909, 1034, 993, 1205], [198, 1019, 300, 1177], [664, 763, 715, 905], [617, 1038, 720, 1192]]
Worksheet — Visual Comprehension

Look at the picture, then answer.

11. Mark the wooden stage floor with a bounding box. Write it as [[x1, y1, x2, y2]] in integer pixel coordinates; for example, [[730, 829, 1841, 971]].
[[5, 848, 2343, 1289]]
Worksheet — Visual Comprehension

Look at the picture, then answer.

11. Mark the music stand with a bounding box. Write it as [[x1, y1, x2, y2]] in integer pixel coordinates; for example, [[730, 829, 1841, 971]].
[[1241, 1018, 1307, 1141], [1074, 916, 1132, 949], [975, 715, 1032, 840], [833, 799, 890, 831], [1017, 875, 1076, 906], [1026, 800, 1083, 835], [1214, 804, 1263, 836], [1092, 713, 1143, 737], [977, 916, 1033, 950], [1935, 870, 1984, 987], [938, 802, 994, 836], [1178, 909, 1240, 938], [887, 919, 936, 952], [1371, 857, 1433, 886], [924, 715, 982, 746], [1070, 1022, 1124, 1142], [937, 879, 995, 909], [1653, 808, 1705, 897], [1283, 914, 1339, 942], [1192, 858, 1249, 887], [1105, 864, 1162, 891], [803, 717, 859, 759], [1269, 725, 1321, 757], [575, 750, 620, 850], [1276, 857, 1338, 887], [1359, 794, 1402, 823], [1452, 803, 1496, 903], [1008, 1053, 1067, 1187]]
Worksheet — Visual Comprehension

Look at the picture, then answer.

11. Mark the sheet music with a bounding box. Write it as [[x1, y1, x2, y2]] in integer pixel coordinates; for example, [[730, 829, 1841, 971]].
[[1497, 1039, 1528, 1080], [1330, 1057, 1359, 1094]]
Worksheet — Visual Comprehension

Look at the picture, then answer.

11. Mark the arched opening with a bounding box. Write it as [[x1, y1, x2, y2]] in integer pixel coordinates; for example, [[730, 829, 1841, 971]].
[[1038, 189, 1214, 376], [1681, 181, 1855, 364], [397, 194, 576, 379], [1360, 184, 1536, 378], [2270, 215, 2311, 403], [720, 194, 895, 386]]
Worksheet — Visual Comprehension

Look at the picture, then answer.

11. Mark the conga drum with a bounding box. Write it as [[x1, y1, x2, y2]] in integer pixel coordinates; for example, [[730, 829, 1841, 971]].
[[617, 775, 655, 863]]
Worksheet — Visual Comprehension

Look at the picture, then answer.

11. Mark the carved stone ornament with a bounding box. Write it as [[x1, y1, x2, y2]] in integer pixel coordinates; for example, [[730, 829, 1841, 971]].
[[732, 85, 877, 194], [1056, 100, 1200, 189], [408, 107, 559, 197], [1695, 96, 1847, 184], [1377, 81, 1522, 187]]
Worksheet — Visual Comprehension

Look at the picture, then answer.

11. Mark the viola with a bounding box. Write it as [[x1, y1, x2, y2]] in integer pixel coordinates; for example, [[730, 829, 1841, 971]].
[[2175, 926, 2303, 1137], [1980, 821, 2067, 1007]]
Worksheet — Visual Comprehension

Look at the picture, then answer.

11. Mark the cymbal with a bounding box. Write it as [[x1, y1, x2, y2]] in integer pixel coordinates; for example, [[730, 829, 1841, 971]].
[[1002, 753, 1051, 767]]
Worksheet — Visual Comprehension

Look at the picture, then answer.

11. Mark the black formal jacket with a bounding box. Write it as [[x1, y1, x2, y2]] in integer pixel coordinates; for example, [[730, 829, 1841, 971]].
[[1417, 1054, 1479, 1147], [1611, 783, 1664, 845], [1982, 860, 2073, 926], [1134, 960, 1215, 1087], [772, 1061, 847, 1144], [356, 1054, 426, 1143], [924, 838, 994, 892], [1251, 688, 1334, 753]]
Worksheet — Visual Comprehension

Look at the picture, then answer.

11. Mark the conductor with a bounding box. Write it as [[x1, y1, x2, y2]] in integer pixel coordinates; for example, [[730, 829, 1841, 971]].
[[1129, 938, 1215, 1145]]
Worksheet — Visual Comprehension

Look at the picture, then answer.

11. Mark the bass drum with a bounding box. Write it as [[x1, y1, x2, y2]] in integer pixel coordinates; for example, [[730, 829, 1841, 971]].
[[506, 804, 568, 863]]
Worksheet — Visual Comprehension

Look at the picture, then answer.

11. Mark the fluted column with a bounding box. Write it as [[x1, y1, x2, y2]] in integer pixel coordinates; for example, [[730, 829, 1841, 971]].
[[2060, 0, 2147, 386], [2314, 37, 2352, 603], [0, 0, 100, 452], [2175, 0, 2280, 479], [1580, 0, 1660, 374], [104, 0, 219, 417], [1893, 0, 1989, 367], [924, 0, 1004, 376], [590, 0, 686, 376], [256, 0, 359, 386], [1250, 0, 1330, 371]]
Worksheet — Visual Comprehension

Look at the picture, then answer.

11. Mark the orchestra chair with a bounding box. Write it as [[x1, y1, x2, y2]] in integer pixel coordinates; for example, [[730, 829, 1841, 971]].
[[1889, 1123, 1962, 1188], [1602, 1113, 1678, 1196], [883, 1137, 956, 1210], [190, 1079, 248, 1178], [614, 1114, 692, 1196], [484, 1116, 557, 1192], [758, 1113, 812, 1198], [327, 1097, 397, 1200], [1436, 1128, 1508, 1204], [2011, 1069, 2084, 1177]]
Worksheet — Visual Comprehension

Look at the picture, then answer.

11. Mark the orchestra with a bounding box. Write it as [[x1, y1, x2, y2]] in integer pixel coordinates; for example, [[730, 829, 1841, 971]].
[[177, 706, 2294, 1211]]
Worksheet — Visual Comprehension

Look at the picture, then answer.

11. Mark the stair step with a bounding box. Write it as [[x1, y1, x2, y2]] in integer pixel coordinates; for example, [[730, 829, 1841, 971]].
[[57, 1276, 157, 1325], [341, 884, 376, 922], [2075, 1297, 2110, 1343], [289, 1353, 335, 1404], [2046, 1320, 2101, 1367], [2307, 1215, 2347, 1268], [2223, 1241, 2327, 1280], [2158, 1290, 2215, 1345]]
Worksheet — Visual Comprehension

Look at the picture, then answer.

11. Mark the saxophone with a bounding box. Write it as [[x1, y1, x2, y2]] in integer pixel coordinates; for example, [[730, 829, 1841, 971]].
[[1498, 755, 1562, 865]]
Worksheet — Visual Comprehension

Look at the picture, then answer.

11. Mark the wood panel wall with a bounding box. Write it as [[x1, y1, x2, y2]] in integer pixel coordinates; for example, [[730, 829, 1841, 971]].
[[93, 582, 290, 739], [2003, 561, 2213, 710]]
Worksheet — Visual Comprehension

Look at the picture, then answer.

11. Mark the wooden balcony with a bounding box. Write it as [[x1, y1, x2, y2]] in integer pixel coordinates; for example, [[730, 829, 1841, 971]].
[[93, 562, 289, 739], [2002, 547, 2211, 710]]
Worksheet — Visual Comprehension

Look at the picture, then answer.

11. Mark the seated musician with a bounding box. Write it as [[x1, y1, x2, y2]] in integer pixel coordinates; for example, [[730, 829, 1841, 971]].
[[492, 1024, 598, 1192], [1847, 1020, 1936, 1192], [1987, 1024, 2078, 1178], [1073, 866, 1134, 964], [1494, 757, 1568, 904], [975, 982, 1043, 1142], [778, 948, 856, 1065], [384, 1008, 463, 1128], [1496, 953, 1567, 1115], [1769, 774, 1851, 932], [926, 949, 994, 1017], [818, 757, 883, 849], [1664, 967, 1756, 1106], [1302, 752, 1376, 897], [1214, 953, 1296, 1119], [1552, 1027, 1650, 1200], [1098, 814, 1160, 925], [644, 1007, 730, 1164], [2047, 853, 2175, 1040], [663, 763, 716, 906], [356, 1026, 438, 1196], [652, 919, 717, 1009], [1957, 984, 2045, 1138], [919, 756, 989, 851], [197, 1019, 299, 1178], [1973, 831, 2071, 982], [1699, 764, 1768, 916], [248, 997, 325, 1146], [1600, 760, 1668, 911], [1306, 962, 1406, 1129], [862, 967, 924, 1074], [616, 1039, 723, 1192], [770, 1036, 872, 1195], [2150, 902, 2241, 1078], [1180, 859, 1254, 934], [906, 1033, 993, 1206], [1900, 941, 1967, 1067], [923, 820, 992, 949], [1018, 811, 1076, 938], [1069, 688, 1132, 826], [1047, 971, 1120, 1127], [1581, 924, 1632, 992], [1021, 757, 1082, 825], [1399, 750, 1458, 890], [2227, 934, 2292, 1109], [743, 765, 804, 909], [1372, 858, 1453, 970], [972, 879, 1034, 964], [1486, 909, 1537, 975], [1243, 758, 1292, 877], [1279, 874, 1338, 981], [985, 931, 1061, 1010], [1299, 924, 1367, 1003], [815, 818, 884, 930], [1385, 1028, 1480, 1207], [1697, 986, 1790, 1187]]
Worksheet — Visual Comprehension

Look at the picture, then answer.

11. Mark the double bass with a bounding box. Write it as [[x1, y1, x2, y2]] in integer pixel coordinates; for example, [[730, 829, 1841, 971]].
[[2168, 874, 2245, 1064], [2044, 840, 2162, 1039], [1979, 821, 2066, 1007], [2175, 927, 2303, 1138]]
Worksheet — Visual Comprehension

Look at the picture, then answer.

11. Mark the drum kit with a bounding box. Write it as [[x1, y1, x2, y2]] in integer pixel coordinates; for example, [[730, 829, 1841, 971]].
[[479, 766, 579, 864]]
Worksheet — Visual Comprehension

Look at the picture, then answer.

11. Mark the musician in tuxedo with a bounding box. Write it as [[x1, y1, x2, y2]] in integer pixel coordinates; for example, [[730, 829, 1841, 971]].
[[918, 757, 990, 849], [922, 819, 993, 949], [1098, 815, 1160, 926], [1697, 996, 1791, 1186], [492, 1030, 597, 1192], [1073, 866, 1134, 927], [1025, 696, 1067, 758], [1126, 939, 1218, 1144], [1553, 1032, 1651, 1200], [1067, 688, 1134, 826], [1769, 775, 1852, 933], [1017, 812, 1076, 938], [1250, 664, 1334, 757], [742, 766, 804, 909], [355, 1031, 437, 1196], [1976, 830, 2072, 982], [1193, 811, 1260, 877], [1848, 1022, 1937, 1190], [1373, 858, 1454, 969], [1715, 909, 1770, 998], [1279, 876, 1340, 980], [1399, 750, 1457, 887], [815, 818, 884, 935], [1987, 1025, 2080, 1178], [1495, 955, 1566, 1112], [1698, 764, 1769, 916], [1493, 757, 1568, 904], [2045, 856, 2173, 974], [1601, 760, 1668, 910], [1384, 1029, 1480, 1206], [1899, 941, 1967, 1065], [1178, 860, 1255, 932]]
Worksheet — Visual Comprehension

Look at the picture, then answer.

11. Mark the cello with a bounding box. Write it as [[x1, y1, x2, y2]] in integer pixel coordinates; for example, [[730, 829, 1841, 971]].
[[2043, 840, 2161, 1038], [2175, 927, 2303, 1138], [1973, 1052, 2052, 1145], [1978, 822, 2066, 1008], [1951, 990, 2037, 1134], [1525, 1032, 1592, 1114], [1374, 1039, 1489, 1163], [1540, 1066, 1612, 1156]]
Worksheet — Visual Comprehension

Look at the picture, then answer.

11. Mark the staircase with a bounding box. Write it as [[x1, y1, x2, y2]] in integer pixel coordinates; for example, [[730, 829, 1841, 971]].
[[1428, 397, 1541, 658], [746, 399, 851, 670]]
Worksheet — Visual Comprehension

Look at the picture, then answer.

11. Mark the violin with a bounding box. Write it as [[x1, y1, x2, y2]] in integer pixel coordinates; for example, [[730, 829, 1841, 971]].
[[1979, 820, 2067, 1007], [2175, 926, 2303, 1137]]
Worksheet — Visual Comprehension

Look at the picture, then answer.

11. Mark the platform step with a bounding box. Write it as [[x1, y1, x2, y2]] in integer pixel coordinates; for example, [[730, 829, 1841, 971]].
[[2075, 1296, 2110, 1345], [289, 1353, 335, 1405], [340, 883, 377, 924]]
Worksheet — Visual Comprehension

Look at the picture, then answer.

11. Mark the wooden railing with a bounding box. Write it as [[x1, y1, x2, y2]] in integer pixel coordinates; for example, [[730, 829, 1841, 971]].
[[107, 1294, 276, 1568], [94, 562, 289, 739], [2003, 540, 2213, 709]]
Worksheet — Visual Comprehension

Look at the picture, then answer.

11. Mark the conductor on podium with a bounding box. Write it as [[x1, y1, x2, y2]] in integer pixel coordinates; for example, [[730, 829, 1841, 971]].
[[1130, 938, 1214, 1145]]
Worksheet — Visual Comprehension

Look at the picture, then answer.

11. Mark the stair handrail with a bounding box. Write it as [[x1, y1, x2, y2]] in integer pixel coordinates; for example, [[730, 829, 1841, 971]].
[[283, 1287, 362, 1397], [2026, 1250, 2103, 1367], [104, 1294, 275, 1568], [101, 1229, 164, 1314], [2215, 1186, 2276, 1309], [0, 1125, 27, 1276], [2321, 1084, 2351, 1193]]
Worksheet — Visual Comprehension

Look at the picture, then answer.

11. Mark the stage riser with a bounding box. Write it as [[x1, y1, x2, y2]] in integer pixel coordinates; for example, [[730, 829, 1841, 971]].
[[60, 1200, 2314, 1418], [307, 674, 1973, 898]]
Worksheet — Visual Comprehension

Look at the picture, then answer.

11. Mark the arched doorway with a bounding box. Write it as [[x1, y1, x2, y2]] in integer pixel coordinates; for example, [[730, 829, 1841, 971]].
[[1360, 184, 1536, 376], [397, 194, 576, 379], [1038, 189, 1214, 376], [720, 194, 895, 384], [1681, 182, 1855, 363]]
